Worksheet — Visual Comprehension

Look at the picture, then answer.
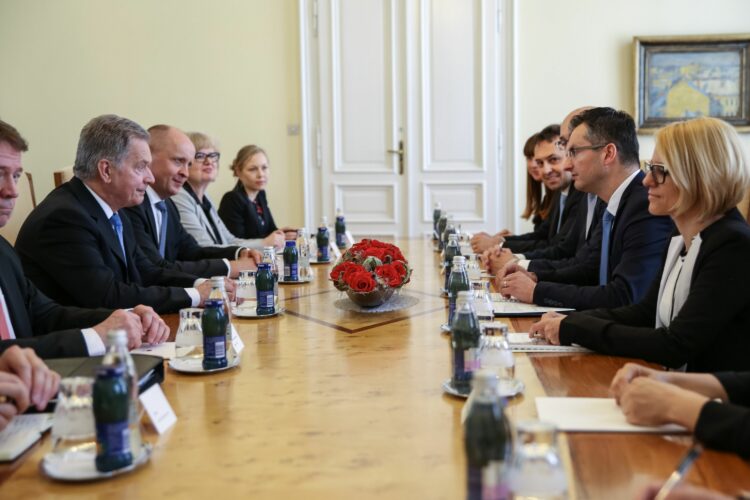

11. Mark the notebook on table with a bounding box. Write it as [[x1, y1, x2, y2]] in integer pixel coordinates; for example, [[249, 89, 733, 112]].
[[0, 413, 53, 462]]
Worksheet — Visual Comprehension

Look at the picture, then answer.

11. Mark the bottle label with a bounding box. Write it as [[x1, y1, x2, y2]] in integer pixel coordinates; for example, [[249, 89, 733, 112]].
[[96, 421, 131, 456], [258, 290, 274, 309], [467, 462, 509, 500], [464, 347, 480, 372], [318, 245, 329, 261], [336, 232, 346, 248], [204, 336, 226, 360], [284, 263, 298, 281], [448, 299, 456, 325]]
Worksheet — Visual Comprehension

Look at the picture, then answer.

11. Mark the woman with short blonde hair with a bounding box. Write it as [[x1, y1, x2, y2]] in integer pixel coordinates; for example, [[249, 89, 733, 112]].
[[530, 116, 750, 372]]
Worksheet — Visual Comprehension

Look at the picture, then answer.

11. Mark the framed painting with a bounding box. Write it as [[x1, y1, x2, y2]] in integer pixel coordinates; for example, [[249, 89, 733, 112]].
[[634, 34, 750, 133]]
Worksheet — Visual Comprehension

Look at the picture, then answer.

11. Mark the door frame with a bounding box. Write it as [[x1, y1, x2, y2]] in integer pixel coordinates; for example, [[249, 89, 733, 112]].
[[298, 0, 520, 235]]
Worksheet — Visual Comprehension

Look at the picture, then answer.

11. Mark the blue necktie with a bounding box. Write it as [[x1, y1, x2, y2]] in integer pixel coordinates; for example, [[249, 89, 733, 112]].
[[599, 211, 614, 285], [155, 200, 168, 258], [557, 193, 567, 233], [110, 212, 127, 262]]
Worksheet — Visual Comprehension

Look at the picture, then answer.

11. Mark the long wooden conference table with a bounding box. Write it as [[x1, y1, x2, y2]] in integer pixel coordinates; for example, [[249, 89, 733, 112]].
[[1, 238, 749, 498]]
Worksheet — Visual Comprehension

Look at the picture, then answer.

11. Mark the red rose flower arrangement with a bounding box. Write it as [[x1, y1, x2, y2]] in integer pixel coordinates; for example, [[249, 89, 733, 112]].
[[329, 240, 412, 299]]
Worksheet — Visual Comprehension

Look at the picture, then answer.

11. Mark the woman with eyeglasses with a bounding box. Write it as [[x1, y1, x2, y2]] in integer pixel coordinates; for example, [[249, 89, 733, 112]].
[[529, 116, 750, 372], [172, 132, 276, 250], [218, 145, 295, 248]]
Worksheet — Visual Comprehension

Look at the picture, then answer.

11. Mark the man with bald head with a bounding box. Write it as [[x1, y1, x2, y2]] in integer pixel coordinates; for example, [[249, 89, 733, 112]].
[[123, 125, 259, 279], [16, 115, 222, 314]]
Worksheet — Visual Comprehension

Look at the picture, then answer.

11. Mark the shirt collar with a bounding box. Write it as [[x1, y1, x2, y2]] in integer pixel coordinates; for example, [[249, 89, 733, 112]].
[[146, 186, 164, 207], [606, 169, 640, 217], [82, 182, 115, 219]]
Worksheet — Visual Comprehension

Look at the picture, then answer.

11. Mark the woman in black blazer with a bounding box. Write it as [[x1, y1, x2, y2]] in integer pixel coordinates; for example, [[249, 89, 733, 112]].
[[529, 116, 750, 372], [218, 145, 289, 248]]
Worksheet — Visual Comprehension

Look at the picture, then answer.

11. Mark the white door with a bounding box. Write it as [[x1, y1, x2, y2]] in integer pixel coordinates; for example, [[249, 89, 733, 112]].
[[300, 0, 511, 239]]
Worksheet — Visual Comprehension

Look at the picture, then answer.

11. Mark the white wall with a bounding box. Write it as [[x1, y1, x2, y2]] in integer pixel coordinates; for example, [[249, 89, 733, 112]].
[[513, 0, 750, 231], [0, 0, 302, 226]]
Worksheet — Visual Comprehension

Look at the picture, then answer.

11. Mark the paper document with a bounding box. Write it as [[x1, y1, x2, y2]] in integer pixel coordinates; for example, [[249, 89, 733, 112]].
[[536, 397, 686, 433], [0, 413, 53, 461], [507, 333, 590, 353], [491, 294, 574, 317], [132, 341, 176, 360]]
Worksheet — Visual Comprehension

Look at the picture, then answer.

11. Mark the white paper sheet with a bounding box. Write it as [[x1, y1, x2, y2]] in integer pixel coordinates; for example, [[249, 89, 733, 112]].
[[535, 397, 687, 433], [132, 342, 176, 359], [506, 333, 591, 353], [491, 294, 574, 317]]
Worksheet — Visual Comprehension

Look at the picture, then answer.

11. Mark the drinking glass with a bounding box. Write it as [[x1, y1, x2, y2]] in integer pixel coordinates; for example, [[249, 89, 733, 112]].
[[478, 334, 515, 381], [472, 280, 495, 321], [175, 308, 203, 359], [237, 270, 256, 305], [509, 420, 568, 499], [466, 254, 482, 281], [49, 377, 96, 459]]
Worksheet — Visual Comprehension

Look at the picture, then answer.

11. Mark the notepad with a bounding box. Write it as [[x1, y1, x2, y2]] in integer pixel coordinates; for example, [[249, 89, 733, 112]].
[[132, 341, 176, 359], [506, 333, 591, 353], [0, 413, 54, 461], [491, 294, 574, 317], [535, 397, 686, 433]]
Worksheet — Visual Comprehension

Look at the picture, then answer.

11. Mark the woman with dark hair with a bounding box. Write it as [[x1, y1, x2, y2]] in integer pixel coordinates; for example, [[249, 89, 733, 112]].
[[520, 132, 553, 231]]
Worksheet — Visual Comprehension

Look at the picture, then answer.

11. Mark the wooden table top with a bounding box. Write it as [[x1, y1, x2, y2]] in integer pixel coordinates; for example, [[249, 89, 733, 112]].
[[1, 238, 749, 498]]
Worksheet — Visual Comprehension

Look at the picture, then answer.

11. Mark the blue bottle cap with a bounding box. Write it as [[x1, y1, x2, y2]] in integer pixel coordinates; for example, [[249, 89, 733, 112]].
[[285, 241, 296, 247], [204, 298, 224, 308]]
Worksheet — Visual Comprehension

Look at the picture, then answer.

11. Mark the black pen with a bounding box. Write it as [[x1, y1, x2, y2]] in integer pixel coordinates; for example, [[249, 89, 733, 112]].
[[654, 442, 703, 500]]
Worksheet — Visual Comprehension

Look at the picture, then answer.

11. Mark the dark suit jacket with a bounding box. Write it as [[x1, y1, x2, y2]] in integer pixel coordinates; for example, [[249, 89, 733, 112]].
[[15, 178, 196, 314], [523, 188, 590, 261], [560, 209, 750, 371], [123, 195, 238, 278], [529, 197, 604, 280], [533, 171, 673, 309], [696, 371, 750, 459], [505, 186, 582, 254], [218, 182, 278, 239], [0, 237, 111, 358]]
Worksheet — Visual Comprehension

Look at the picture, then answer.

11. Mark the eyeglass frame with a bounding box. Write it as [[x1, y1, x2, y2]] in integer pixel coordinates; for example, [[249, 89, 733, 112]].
[[642, 161, 670, 185], [195, 152, 221, 163], [565, 143, 608, 159]]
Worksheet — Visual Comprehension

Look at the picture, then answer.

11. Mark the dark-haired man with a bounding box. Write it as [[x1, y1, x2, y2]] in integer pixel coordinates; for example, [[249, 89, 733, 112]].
[[499, 107, 673, 309], [472, 124, 582, 255]]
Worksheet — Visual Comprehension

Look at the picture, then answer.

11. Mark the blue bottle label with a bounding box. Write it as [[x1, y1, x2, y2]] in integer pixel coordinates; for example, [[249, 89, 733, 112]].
[[467, 463, 509, 500], [257, 290, 275, 309], [204, 336, 226, 360], [96, 421, 130, 456], [318, 245, 329, 261], [448, 298, 456, 324], [336, 232, 346, 247], [285, 263, 298, 281]]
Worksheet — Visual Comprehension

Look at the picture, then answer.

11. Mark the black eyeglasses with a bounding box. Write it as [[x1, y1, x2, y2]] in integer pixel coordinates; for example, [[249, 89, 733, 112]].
[[195, 152, 221, 163], [566, 144, 607, 159], [643, 161, 670, 185]]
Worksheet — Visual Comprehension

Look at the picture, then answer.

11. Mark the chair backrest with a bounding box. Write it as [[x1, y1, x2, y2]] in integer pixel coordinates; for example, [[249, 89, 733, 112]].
[[53, 165, 74, 187], [0, 172, 36, 245]]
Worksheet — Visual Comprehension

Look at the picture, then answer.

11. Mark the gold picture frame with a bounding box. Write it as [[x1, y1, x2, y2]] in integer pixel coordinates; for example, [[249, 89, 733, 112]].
[[634, 33, 750, 133]]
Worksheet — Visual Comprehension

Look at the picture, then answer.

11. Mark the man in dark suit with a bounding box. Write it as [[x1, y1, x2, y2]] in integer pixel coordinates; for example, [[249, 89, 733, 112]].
[[123, 125, 259, 279], [15, 115, 224, 314], [0, 119, 168, 358], [499, 107, 673, 309]]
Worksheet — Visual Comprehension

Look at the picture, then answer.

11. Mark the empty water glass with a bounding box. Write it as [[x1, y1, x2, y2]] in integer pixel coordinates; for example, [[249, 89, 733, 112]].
[[50, 377, 96, 459], [466, 254, 482, 281], [175, 308, 203, 359], [479, 334, 515, 381], [472, 280, 495, 321], [237, 270, 256, 304], [509, 420, 568, 500]]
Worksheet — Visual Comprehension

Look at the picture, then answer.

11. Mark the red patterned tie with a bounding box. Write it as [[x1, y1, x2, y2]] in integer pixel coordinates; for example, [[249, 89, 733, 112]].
[[0, 301, 12, 340]]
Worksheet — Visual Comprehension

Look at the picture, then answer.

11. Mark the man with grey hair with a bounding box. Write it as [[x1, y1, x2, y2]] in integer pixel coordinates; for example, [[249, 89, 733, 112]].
[[16, 114, 221, 314], [0, 118, 168, 357]]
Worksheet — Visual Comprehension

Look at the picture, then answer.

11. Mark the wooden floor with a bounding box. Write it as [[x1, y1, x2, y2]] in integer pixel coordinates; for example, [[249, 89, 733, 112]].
[[1, 238, 749, 498]]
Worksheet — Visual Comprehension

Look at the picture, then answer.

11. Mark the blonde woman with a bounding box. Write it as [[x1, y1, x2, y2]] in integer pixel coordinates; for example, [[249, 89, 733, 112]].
[[172, 132, 278, 250], [218, 145, 294, 245], [530, 116, 750, 372]]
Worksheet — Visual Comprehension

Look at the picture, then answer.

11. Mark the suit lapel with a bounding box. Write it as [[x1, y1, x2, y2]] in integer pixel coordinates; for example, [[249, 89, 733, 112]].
[[141, 196, 159, 247], [69, 178, 128, 270]]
